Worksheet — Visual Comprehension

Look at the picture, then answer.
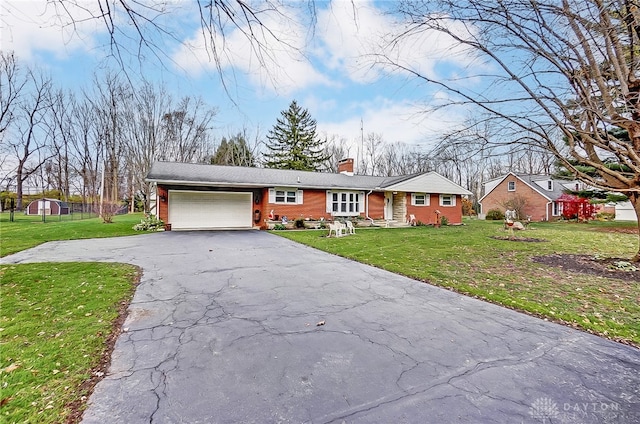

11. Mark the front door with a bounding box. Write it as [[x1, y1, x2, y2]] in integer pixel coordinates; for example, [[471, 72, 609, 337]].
[[384, 192, 393, 220]]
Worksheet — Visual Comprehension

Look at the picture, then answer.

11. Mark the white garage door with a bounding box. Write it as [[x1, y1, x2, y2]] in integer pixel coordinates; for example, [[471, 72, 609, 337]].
[[169, 191, 252, 230]]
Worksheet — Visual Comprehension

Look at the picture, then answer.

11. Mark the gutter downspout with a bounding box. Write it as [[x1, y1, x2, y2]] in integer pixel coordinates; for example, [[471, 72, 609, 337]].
[[366, 190, 374, 225], [545, 201, 552, 221]]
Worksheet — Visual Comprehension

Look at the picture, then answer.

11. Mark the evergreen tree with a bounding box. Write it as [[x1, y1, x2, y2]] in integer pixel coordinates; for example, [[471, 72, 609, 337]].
[[211, 133, 255, 167], [264, 100, 328, 171]]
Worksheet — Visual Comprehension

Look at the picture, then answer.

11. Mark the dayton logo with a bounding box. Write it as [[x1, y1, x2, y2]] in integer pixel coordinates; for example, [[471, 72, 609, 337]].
[[529, 397, 560, 423]]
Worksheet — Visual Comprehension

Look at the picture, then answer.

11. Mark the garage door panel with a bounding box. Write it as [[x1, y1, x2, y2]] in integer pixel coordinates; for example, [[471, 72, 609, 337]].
[[169, 191, 252, 230]]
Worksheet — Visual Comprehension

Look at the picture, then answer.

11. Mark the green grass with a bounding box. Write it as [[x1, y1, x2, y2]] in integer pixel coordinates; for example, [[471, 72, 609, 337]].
[[0, 213, 144, 257], [276, 219, 640, 346], [0, 262, 140, 423]]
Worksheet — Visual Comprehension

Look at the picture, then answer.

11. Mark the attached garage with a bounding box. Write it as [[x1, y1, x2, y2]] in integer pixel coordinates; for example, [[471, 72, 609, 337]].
[[168, 191, 252, 230]]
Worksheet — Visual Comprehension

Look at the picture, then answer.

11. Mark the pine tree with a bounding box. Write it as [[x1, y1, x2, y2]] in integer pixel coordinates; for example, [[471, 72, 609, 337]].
[[264, 100, 328, 171], [211, 133, 255, 167]]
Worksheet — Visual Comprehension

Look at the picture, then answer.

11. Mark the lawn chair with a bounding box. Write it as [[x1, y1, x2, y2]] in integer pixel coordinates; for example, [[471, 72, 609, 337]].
[[408, 214, 417, 226], [328, 222, 345, 237], [345, 220, 356, 235]]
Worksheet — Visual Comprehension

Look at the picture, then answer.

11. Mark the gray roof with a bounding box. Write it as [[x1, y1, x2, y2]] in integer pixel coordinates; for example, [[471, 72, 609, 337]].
[[517, 174, 582, 201], [481, 173, 581, 202], [146, 162, 423, 191]]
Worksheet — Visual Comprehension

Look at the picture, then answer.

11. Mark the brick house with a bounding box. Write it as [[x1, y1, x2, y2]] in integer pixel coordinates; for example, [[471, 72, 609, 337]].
[[146, 159, 472, 230], [479, 173, 588, 221]]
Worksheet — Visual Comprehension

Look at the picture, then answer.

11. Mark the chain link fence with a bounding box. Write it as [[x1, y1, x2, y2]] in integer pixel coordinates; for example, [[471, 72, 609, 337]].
[[2, 202, 102, 223]]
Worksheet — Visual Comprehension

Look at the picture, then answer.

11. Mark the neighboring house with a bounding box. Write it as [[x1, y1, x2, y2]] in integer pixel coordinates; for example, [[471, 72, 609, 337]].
[[479, 173, 590, 221], [615, 201, 638, 222], [25, 198, 70, 216], [146, 159, 472, 230]]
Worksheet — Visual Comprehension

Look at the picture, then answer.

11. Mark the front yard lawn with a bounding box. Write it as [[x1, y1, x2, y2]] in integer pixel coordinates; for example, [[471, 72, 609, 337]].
[[0, 262, 140, 423], [0, 213, 143, 257], [276, 219, 640, 347]]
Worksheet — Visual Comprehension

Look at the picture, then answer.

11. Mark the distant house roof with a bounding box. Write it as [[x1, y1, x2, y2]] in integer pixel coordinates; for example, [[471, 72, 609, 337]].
[[480, 172, 581, 202], [146, 162, 472, 195]]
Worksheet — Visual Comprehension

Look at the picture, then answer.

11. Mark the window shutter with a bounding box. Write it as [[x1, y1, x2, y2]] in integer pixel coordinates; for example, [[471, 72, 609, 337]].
[[452, 195, 457, 206], [425, 194, 430, 206], [411, 193, 416, 206], [326, 191, 332, 213], [296, 190, 304, 204], [359, 192, 365, 213], [268, 188, 275, 203]]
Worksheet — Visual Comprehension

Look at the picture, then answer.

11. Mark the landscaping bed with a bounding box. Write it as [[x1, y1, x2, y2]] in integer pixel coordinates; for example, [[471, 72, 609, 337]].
[[532, 254, 640, 282]]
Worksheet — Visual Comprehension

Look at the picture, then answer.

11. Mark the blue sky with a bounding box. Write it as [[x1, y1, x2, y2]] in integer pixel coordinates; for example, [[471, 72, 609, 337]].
[[1, 0, 478, 155]]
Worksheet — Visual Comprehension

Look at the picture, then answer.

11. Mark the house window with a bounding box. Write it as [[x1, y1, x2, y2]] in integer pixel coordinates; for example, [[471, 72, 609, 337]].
[[411, 193, 429, 206], [552, 201, 562, 216], [439, 194, 456, 207], [328, 191, 363, 216], [508, 181, 516, 191], [547, 180, 553, 190], [269, 188, 302, 204]]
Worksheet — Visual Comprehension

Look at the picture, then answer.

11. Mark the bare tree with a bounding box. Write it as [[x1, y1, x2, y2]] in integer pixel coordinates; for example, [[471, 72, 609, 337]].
[[47, 89, 74, 200], [160, 97, 216, 163], [87, 73, 133, 206], [68, 96, 103, 205], [386, 0, 640, 260], [5, 67, 54, 210], [321, 134, 350, 172], [0, 51, 26, 137], [121, 81, 170, 211]]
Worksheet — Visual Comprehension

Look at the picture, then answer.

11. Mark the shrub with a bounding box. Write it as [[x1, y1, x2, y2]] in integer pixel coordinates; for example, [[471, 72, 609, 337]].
[[96, 202, 125, 223], [486, 209, 505, 220], [133, 215, 164, 231], [595, 212, 615, 221], [273, 224, 286, 230], [461, 198, 475, 216], [294, 218, 306, 229], [440, 216, 449, 226]]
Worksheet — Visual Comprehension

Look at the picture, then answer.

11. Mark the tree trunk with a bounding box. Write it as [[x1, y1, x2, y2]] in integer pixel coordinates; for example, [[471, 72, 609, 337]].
[[16, 162, 24, 211], [630, 192, 640, 262]]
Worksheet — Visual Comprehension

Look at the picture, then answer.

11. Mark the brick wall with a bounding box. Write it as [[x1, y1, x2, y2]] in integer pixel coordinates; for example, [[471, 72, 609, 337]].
[[481, 176, 551, 221], [406, 193, 464, 225], [158, 185, 169, 224], [261, 189, 329, 224], [368, 192, 385, 220], [158, 185, 465, 229]]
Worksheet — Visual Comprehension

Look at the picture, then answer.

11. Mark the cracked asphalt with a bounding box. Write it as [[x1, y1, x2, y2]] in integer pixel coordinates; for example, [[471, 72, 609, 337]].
[[2, 231, 639, 423]]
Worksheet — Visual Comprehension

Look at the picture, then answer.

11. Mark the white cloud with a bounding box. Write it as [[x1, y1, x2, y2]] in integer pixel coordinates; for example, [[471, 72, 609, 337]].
[[172, 4, 332, 95], [316, 97, 465, 149], [315, 1, 481, 84], [1, 1, 103, 59], [314, 0, 388, 83]]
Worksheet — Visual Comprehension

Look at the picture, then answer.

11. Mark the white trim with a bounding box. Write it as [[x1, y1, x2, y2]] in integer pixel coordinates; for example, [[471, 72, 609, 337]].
[[328, 190, 364, 216], [411, 193, 429, 206], [439, 194, 456, 207], [269, 187, 302, 205]]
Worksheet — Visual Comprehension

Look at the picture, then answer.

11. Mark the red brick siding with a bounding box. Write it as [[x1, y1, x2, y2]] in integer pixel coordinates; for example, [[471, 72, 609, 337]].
[[158, 185, 465, 228], [158, 185, 169, 224], [263, 189, 330, 223], [368, 192, 385, 220], [406, 193, 464, 225], [481, 177, 551, 221]]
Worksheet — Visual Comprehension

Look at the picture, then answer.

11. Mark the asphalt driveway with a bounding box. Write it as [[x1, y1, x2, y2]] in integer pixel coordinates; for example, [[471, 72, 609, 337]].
[[2, 231, 639, 423]]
